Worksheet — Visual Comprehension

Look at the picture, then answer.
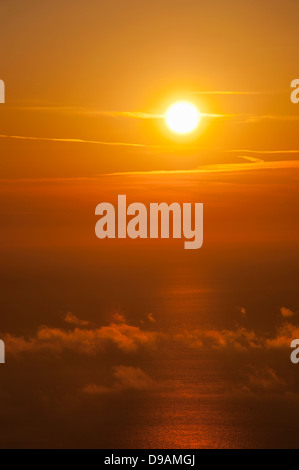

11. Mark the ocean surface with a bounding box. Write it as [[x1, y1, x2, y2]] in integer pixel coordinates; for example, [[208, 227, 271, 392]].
[[0, 242, 298, 448]]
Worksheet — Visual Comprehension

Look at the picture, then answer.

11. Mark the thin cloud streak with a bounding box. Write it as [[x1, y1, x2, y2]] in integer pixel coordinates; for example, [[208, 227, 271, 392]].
[[7, 106, 164, 119], [105, 159, 299, 177], [202, 114, 299, 122], [225, 149, 299, 154], [191, 90, 286, 95], [2, 134, 299, 162], [8, 106, 236, 120], [4, 106, 298, 123], [0, 134, 160, 148], [238, 156, 264, 163], [245, 115, 299, 122]]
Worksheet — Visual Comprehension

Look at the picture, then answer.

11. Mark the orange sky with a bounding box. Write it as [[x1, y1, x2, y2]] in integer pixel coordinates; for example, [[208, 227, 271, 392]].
[[0, 0, 299, 449], [0, 1, 299, 248], [1, 0, 299, 178]]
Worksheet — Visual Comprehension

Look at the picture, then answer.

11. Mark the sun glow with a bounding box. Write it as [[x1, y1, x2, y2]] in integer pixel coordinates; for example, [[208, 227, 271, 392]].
[[165, 101, 200, 134]]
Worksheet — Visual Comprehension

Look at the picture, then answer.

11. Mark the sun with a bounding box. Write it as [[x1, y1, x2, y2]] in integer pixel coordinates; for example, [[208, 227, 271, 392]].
[[165, 101, 200, 135]]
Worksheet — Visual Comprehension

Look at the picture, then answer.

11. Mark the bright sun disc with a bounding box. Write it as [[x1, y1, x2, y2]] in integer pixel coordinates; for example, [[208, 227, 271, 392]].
[[165, 101, 200, 134]]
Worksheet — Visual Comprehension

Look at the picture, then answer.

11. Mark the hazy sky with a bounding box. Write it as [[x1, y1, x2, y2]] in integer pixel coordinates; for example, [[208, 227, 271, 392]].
[[1, 0, 299, 177], [0, 0, 299, 449]]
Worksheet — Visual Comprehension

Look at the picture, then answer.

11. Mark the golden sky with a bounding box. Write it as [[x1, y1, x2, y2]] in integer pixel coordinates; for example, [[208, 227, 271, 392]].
[[1, 0, 299, 178], [0, 0, 299, 449]]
